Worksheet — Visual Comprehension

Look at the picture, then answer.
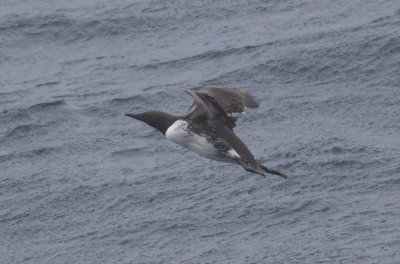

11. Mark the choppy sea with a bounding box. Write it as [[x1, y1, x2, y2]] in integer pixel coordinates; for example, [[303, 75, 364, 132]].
[[1, 0, 400, 263]]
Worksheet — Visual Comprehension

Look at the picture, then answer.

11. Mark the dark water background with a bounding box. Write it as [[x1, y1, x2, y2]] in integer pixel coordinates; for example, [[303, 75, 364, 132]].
[[1, 0, 400, 263]]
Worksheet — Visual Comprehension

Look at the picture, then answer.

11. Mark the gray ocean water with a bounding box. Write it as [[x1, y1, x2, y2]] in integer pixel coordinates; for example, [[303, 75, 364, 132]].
[[1, 0, 400, 263]]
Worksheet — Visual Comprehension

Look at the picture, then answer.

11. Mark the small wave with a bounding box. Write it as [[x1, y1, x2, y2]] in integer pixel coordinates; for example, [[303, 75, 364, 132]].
[[269, 137, 385, 175], [106, 90, 178, 112], [1, 124, 46, 141], [34, 80, 60, 88], [58, 58, 90, 66], [0, 146, 59, 163], [277, 138, 382, 158], [378, 36, 400, 56], [0, 100, 75, 143], [0, 90, 27, 97], [268, 199, 320, 219], [0, 212, 31, 224], [27, 99, 65, 111], [108, 94, 146, 106], [0, 108, 29, 121], [111, 146, 146, 157], [137, 45, 259, 72], [0, 13, 168, 44], [53, 90, 109, 99]]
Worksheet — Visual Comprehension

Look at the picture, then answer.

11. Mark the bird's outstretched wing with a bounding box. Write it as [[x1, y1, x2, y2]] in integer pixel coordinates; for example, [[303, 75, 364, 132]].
[[185, 87, 258, 129], [185, 89, 236, 129], [206, 86, 258, 114], [185, 90, 225, 119]]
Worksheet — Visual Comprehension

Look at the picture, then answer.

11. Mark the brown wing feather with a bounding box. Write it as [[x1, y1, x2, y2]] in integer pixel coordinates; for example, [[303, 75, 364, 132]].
[[185, 89, 236, 129], [185, 90, 230, 119], [206, 86, 259, 114]]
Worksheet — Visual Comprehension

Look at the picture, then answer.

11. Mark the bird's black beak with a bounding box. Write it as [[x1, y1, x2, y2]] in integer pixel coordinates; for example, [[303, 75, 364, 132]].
[[125, 113, 140, 120]]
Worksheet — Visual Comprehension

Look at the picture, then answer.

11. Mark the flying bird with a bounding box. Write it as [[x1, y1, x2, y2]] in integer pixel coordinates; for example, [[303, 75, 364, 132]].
[[126, 86, 287, 178]]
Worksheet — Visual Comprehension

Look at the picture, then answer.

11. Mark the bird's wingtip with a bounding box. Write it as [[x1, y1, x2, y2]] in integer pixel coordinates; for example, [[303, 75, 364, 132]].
[[261, 165, 288, 179]]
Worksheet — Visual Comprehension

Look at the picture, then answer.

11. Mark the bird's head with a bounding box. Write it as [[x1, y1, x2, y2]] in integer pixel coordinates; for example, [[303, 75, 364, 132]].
[[125, 110, 177, 134]]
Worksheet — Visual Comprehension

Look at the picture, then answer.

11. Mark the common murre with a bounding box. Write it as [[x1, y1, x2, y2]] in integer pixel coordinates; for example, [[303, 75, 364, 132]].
[[126, 86, 287, 178]]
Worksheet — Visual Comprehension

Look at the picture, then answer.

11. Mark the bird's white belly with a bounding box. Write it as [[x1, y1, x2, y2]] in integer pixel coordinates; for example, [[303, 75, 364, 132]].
[[166, 120, 236, 162]]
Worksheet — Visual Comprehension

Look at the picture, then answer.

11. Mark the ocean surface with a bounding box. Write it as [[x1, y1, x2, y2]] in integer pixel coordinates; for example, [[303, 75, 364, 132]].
[[1, 0, 400, 263]]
